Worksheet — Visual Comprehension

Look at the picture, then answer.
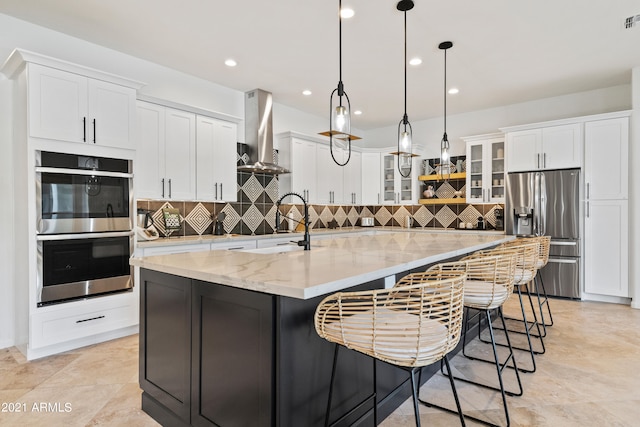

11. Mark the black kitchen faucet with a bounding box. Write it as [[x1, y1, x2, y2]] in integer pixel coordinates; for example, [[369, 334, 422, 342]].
[[275, 192, 311, 250]]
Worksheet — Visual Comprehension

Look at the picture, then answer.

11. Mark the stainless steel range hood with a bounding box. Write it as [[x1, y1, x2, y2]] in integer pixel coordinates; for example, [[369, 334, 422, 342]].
[[237, 89, 290, 175]]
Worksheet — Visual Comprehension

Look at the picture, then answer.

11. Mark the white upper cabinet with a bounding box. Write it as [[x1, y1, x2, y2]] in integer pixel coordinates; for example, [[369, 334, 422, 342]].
[[316, 144, 345, 204], [505, 123, 582, 172], [164, 108, 197, 200], [196, 116, 238, 202], [278, 133, 318, 202], [584, 117, 629, 200], [344, 150, 362, 204], [464, 134, 505, 204], [382, 154, 416, 204], [136, 102, 196, 200], [361, 152, 382, 204], [136, 102, 165, 199], [28, 63, 136, 149]]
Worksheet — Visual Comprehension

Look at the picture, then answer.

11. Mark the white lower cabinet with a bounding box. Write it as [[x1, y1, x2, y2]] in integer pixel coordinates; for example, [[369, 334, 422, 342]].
[[584, 199, 629, 297], [30, 292, 138, 350]]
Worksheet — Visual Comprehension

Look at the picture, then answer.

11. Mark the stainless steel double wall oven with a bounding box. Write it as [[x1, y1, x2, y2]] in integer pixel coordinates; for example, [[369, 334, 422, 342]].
[[36, 151, 134, 306]]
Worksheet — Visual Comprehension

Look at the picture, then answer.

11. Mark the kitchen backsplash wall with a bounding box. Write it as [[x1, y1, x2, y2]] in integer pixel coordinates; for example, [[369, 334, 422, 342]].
[[136, 151, 502, 237], [137, 171, 503, 237]]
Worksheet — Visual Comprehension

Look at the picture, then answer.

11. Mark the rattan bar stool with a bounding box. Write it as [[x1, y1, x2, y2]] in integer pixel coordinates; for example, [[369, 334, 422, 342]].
[[471, 241, 541, 373], [427, 253, 522, 427], [499, 237, 552, 338], [314, 270, 467, 427], [513, 236, 553, 336]]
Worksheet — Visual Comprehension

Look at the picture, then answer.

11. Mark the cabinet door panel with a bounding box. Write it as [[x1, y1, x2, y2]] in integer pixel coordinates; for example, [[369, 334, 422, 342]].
[[196, 117, 237, 202], [316, 144, 343, 204], [344, 150, 362, 204], [140, 270, 192, 420], [165, 108, 196, 200], [291, 138, 317, 201], [506, 130, 540, 172], [28, 63, 87, 142], [135, 102, 165, 199], [584, 118, 628, 200], [88, 79, 136, 149], [584, 200, 628, 297], [214, 121, 238, 202], [542, 124, 582, 169], [361, 152, 381, 204]]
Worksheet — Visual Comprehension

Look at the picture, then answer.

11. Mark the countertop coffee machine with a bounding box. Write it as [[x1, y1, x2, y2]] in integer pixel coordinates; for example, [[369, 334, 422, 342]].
[[494, 208, 504, 230]]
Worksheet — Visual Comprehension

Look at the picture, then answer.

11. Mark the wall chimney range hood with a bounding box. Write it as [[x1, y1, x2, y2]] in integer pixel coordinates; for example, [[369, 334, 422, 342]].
[[237, 89, 290, 175]]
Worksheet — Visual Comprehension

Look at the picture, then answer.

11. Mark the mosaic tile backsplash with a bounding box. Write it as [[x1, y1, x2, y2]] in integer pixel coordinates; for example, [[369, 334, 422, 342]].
[[137, 173, 503, 237]]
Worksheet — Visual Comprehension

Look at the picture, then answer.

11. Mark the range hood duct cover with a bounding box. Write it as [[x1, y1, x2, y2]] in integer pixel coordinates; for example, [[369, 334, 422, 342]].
[[237, 89, 290, 175]]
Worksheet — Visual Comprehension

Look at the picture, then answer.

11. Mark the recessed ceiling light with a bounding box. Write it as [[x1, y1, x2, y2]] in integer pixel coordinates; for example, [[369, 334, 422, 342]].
[[224, 59, 237, 67], [354, 110, 362, 115], [448, 87, 459, 95], [302, 90, 312, 96], [409, 57, 422, 66], [340, 8, 355, 19]]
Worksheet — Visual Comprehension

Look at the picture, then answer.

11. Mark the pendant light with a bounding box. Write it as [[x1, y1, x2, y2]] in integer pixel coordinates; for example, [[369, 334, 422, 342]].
[[326, 0, 353, 166], [439, 41, 453, 179], [394, 0, 415, 178]]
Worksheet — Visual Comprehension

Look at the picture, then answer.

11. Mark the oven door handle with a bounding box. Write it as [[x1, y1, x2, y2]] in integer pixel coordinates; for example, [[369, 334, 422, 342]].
[[35, 166, 133, 179], [37, 231, 134, 241]]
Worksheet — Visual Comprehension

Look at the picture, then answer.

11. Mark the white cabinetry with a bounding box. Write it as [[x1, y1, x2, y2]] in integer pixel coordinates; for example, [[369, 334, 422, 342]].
[[27, 63, 137, 149], [505, 123, 582, 172], [278, 132, 362, 205], [136, 102, 196, 200], [584, 115, 629, 298], [196, 116, 238, 202], [361, 152, 382, 204], [316, 144, 345, 204], [463, 134, 505, 203], [382, 154, 415, 204], [278, 133, 318, 202], [344, 150, 362, 204]]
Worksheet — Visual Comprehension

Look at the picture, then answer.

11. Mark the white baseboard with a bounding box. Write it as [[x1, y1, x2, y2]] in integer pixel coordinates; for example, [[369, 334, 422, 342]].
[[26, 325, 139, 360], [581, 292, 631, 305], [0, 338, 15, 350]]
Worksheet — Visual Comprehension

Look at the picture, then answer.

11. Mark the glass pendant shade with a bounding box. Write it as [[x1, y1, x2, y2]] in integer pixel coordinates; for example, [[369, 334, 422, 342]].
[[441, 133, 450, 176]]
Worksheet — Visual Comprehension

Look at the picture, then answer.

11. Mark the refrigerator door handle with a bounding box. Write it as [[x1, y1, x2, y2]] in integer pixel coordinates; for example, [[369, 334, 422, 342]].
[[548, 257, 578, 264], [550, 241, 577, 247], [533, 172, 540, 235]]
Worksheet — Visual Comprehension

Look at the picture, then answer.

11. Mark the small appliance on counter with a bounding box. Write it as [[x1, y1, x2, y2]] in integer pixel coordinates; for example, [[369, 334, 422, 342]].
[[359, 217, 374, 227], [494, 208, 504, 231], [213, 212, 226, 235], [476, 216, 485, 230], [136, 208, 159, 241]]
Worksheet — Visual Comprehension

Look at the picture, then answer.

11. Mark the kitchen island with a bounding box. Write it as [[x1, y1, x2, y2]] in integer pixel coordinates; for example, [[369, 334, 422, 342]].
[[131, 231, 512, 427]]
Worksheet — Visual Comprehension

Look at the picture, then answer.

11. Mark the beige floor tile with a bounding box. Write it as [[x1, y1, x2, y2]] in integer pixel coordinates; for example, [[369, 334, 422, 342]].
[[85, 383, 160, 426]]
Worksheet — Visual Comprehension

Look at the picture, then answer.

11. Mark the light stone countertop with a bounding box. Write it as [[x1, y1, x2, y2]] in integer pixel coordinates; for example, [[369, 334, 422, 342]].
[[131, 231, 513, 300], [136, 226, 505, 249]]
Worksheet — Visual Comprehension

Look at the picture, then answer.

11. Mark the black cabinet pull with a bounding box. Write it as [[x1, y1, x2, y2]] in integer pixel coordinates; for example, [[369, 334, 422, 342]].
[[93, 119, 96, 143], [161, 179, 165, 198], [76, 315, 105, 324], [83, 117, 86, 142]]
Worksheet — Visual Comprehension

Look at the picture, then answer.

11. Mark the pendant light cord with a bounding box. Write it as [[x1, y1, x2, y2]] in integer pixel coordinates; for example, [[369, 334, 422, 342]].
[[338, 0, 343, 97], [403, 10, 407, 124], [443, 47, 447, 134]]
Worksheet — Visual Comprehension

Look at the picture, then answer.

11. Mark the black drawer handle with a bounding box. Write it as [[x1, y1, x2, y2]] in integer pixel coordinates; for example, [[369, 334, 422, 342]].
[[76, 315, 105, 324]]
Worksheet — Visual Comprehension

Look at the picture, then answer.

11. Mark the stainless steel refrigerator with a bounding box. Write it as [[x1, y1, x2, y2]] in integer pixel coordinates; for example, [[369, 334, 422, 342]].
[[505, 168, 581, 299]]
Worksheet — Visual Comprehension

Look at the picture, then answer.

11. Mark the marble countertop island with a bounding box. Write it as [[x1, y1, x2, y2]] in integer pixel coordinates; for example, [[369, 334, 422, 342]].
[[131, 231, 513, 299]]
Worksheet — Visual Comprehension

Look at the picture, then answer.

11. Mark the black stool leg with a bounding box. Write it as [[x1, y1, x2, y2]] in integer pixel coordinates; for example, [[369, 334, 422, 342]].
[[409, 368, 422, 427], [325, 344, 339, 427]]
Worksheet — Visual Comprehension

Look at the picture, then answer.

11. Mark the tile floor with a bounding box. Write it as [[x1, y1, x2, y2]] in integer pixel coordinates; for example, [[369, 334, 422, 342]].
[[0, 297, 639, 426]]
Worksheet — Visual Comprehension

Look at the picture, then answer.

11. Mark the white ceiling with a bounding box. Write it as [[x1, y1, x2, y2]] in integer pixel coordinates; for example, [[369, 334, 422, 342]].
[[1, 0, 639, 130]]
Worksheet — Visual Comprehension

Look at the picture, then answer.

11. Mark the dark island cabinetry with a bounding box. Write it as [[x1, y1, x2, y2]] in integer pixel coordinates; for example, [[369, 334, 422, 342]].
[[139, 269, 412, 427]]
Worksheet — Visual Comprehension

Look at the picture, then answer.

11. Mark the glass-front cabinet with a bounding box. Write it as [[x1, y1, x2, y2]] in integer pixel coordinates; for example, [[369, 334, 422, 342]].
[[382, 154, 414, 204], [463, 133, 505, 204]]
